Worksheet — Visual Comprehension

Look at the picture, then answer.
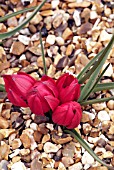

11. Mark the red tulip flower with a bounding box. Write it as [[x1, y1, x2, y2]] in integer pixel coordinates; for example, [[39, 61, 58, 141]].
[[27, 75, 59, 115], [56, 73, 80, 103], [3, 72, 36, 107], [52, 101, 82, 129]]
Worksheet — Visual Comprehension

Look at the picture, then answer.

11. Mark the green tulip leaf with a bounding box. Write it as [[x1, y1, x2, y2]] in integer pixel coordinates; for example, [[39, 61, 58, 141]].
[[77, 49, 104, 84], [0, 84, 5, 92], [0, 6, 36, 22], [78, 34, 114, 103], [81, 82, 114, 92], [80, 96, 114, 105], [65, 129, 114, 170], [83, 63, 110, 100], [0, 0, 47, 39]]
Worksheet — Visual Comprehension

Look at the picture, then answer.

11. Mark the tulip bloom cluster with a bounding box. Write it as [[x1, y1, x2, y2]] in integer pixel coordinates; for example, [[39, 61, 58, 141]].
[[3, 72, 82, 129]]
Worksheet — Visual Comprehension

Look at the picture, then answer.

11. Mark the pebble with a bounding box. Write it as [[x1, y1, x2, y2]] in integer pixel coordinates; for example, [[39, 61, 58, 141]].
[[10, 41, 25, 55], [98, 111, 110, 122], [107, 100, 114, 110], [0, 160, 9, 170], [52, 13, 63, 28], [102, 151, 113, 159], [81, 113, 90, 123], [97, 138, 106, 147], [0, 23, 7, 33], [82, 151, 94, 165], [73, 10, 81, 26], [62, 27, 73, 41], [31, 158, 42, 170], [20, 134, 31, 149], [69, 162, 83, 170], [43, 142, 61, 153], [56, 37, 64, 46], [77, 22, 93, 34], [18, 35, 31, 45], [46, 34, 56, 45], [11, 161, 26, 170], [92, 103, 106, 111], [99, 30, 112, 42], [20, 149, 30, 156], [0, 143, 10, 160], [7, 17, 18, 27], [0, 117, 9, 129], [62, 142, 75, 158], [62, 156, 74, 167], [52, 134, 72, 144], [11, 139, 22, 149]]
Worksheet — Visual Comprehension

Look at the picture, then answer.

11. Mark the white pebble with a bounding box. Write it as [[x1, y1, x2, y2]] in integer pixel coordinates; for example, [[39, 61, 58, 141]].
[[98, 110, 110, 121], [69, 162, 83, 170], [11, 161, 26, 170], [82, 151, 94, 165], [73, 10, 81, 26], [18, 35, 30, 45], [51, 0, 59, 8], [44, 142, 60, 153], [46, 35, 56, 45], [56, 37, 64, 46]]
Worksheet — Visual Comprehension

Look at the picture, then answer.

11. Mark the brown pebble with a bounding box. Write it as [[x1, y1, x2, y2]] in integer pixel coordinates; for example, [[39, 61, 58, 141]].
[[81, 114, 90, 123], [20, 134, 31, 149], [62, 27, 73, 41], [10, 41, 25, 55], [34, 131, 42, 143], [29, 24, 37, 33], [0, 116, 9, 129]]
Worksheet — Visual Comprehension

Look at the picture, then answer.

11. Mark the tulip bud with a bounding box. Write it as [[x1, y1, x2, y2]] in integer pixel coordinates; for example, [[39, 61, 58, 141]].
[[3, 72, 36, 107], [27, 75, 59, 115], [56, 73, 80, 103], [52, 101, 82, 129]]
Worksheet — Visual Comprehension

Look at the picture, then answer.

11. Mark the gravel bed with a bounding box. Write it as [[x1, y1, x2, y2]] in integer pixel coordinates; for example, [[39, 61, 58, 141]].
[[0, 0, 114, 169]]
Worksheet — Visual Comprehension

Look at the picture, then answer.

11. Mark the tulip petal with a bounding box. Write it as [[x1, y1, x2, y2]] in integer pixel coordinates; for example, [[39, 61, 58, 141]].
[[60, 81, 79, 103], [41, 76, 58, 98], [3, 72, 36, 100], [27, 94, 44, 115], [45, 95, 59, 111], [63, 103, 74, 126], [52, 106, 67, 125], [7, 89, 28, 107], [67, 102, 82, 129]]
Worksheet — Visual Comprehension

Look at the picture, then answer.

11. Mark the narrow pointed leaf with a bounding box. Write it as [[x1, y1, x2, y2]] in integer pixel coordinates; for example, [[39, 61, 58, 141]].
[[65, 129, 114, 170], [39, 30, 47, 75], [0, 6, 36, 22], [80, 96, 114, 105], [81, 82, 114, 92], [78, 34, 114, 102], [0, 84, 5, 92], [83, 63, 110, 100], [0, 0, 47, 40], [77, 50, 104, 83]]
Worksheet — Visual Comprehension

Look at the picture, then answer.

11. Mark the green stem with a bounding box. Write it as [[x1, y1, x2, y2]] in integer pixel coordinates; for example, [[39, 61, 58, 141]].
[[39, 30, 47, 75], [65, 129, 114, 170], [0, 84, 5, 92], [80, 96, 114, 105]]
